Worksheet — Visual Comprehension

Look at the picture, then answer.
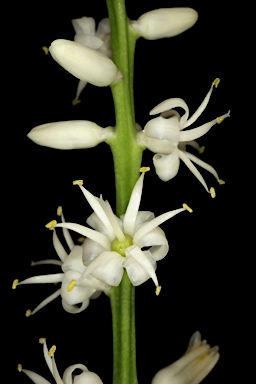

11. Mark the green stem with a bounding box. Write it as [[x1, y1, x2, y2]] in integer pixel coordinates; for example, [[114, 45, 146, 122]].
[[106, 1, 143, 383]]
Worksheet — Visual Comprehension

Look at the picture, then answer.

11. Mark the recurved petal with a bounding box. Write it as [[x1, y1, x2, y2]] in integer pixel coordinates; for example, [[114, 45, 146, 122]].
[[73, 371, 104, 384], [153, 147, 180, 181], [131, 8, 198, 40], [72, 17, 96, 35], [61, 270, 95, 305], [150, 98, 189, 128], [61, 299, 90, 314], [135, 226, 169, 261], [49, 39, 119, 86], [28, 120, 111, 150], [63, 364, 88, 384]]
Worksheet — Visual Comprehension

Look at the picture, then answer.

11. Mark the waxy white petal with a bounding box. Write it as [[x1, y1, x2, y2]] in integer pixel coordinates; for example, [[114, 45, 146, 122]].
[[132, 8, 198, 40], [62, 299, 90, 314], [28, 120, 108, 150], [153, 148, 180, 181], [150, 98, 189, 128], [125, 246, 158, 287], [72, 17, 95, 35], [49, 39, 119, 86]]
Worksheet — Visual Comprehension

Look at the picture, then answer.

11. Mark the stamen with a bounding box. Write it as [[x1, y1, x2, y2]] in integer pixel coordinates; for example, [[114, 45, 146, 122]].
[[57, 206, 62, 216], [73, 180, 83, 185], [48, 345, 56, 357], [45, 220, 57, 230], [212, 78, 220, 88], [42, 46, 49, 55], [12, 279, 19, 289], [17, 364, 22, 372], [210, 187, 216, 198], [217, 110, 231, 124], [219, 179, 225, 185], [67, 280, 77, 292], [39, 338, 46, 344], [155, 286, 162, 296], [72, 98, 81, 106], [182, 203, 193, 213], [25, 309, 32, 317], [77, 236, 86, 243], [140, 167, 150, 173], [198, 146, 205, 154]]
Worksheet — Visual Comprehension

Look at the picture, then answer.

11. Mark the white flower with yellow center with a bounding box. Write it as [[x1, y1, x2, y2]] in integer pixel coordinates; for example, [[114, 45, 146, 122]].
[[51, 170, 191, 294], [71, 16, 112, 104], [18, 338, 103, 384], [152, 331, 219, 384], [12, 207, 110, 315], [137, 79, 230, 196]]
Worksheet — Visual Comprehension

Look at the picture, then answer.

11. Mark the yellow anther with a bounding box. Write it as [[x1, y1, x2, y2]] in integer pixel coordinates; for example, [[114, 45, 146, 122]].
[[140, 167, 150, 173], [73, 180, 83, 185], [57, 206, 62, 216], [45, 220, 57, 230], [182, 203, 193, 213], [217, 116, 225, 124], [67, 280, 77, 292], [199, 146, 205, 154], [12, 279, 19, 289], [48, 345, 56, 357], [77, 236, 86, 243], [17, 364, 22, 372], [42, 46, 49, 55], [155, 286, 162, 296], [210, 187, 216, 198], [72, 98, 81, 106], [212, 78, 220, 88], [39, 338, 46, 344], [219, 179, 225, 185], [25, 309, 32, 317]]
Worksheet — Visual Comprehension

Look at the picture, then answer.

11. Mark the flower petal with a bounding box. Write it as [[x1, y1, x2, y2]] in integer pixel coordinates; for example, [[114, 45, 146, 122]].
[[61, 299, 90, 314], [73, 371, 104, 384], [179, 118, 219, 142], [153, 148, 180, 182], [61, 270, 95, 305], [72, 17, 95, 35], [21, 369, 51, 384], [150, 98, 189, 128], [28, 120, 106, 150], [61, 245, 84, 273], [53, 230, 68, 262], [135, 226, 169, 261], [18, 274, 63, 285]]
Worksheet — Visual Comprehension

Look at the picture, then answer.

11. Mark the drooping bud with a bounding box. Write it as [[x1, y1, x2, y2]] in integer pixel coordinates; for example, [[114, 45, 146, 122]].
[[49, 39, 120, 86], [27, 120, 114, 150], [131, 8, 198, 40]]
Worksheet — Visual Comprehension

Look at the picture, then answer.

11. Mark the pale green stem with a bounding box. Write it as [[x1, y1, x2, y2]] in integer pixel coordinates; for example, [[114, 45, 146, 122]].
[[106, 0, 143, 383]]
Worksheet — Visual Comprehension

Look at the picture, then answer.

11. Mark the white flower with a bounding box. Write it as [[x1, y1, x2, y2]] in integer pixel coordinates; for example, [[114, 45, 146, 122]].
[[52, 171, 191, 294], [49, 39, 120, 88], [152, 331, 219, 384], [12, 207, 110, 315], [27, 120, 114, 150], [71, 17, 112, 104], [18, 338, 103, 384], [137, 78, 230, 196], [130, 8, 198, 40]]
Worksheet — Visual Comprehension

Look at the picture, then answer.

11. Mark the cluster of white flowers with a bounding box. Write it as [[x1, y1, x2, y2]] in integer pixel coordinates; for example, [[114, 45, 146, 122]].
[[18, 332, 219, 384]]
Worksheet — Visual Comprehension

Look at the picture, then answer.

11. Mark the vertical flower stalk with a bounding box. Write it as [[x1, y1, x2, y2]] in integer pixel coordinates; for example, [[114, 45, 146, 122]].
[[106, 1, 143, 384]]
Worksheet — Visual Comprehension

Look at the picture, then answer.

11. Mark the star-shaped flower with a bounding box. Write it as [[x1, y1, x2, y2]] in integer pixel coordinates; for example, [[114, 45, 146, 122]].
[[152, 331, 219, 384], [50, 169, 191, 294], [18, 338, 103, 384], [137, 78, 230, 196], [12, 207, 110, 315]]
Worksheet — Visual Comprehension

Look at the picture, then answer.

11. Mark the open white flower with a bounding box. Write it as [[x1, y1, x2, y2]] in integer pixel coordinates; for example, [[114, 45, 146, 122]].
[[130, 8, 198, 40], [71, 17, 112, 104], [51, 170, 191, 294], [137, 79, 230, 196], [27, 120, 114, 150], [18, 338, 103, 384], [12, 207, 110, 315], [152, 331, 219, 384]]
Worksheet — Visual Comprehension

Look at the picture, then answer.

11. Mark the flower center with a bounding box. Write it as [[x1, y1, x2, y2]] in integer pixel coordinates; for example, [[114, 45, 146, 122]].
[[111, 235, 133, 257]]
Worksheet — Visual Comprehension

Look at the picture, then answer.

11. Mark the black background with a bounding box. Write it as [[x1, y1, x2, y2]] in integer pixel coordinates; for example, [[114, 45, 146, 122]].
[[5, 1, 241, 383]]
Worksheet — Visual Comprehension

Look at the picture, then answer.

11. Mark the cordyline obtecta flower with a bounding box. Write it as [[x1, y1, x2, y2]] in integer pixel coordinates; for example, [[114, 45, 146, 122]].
[[130, 8, 198, 40], [152, 331, 219, 384], [49, 169, 192, 295], [137, 78, 230, 196], [12, 207, 110, 315], [18, 338, 103, 384], [27, 120, 114, 150], [71, 16, 112, 104], [49, 39, 121, 89]]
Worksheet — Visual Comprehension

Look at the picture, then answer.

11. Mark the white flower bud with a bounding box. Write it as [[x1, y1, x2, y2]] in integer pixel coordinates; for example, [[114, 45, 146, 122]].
[[49, 39, 119, 86], [131, 8, 198, 40], [28, 120, 114, 150]]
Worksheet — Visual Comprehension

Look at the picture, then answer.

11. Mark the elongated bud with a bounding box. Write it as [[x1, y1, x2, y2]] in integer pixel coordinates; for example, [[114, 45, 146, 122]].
[[131, 8, 198, 40], [27, 120, 114, 150], [49, 39, 120, 86]]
